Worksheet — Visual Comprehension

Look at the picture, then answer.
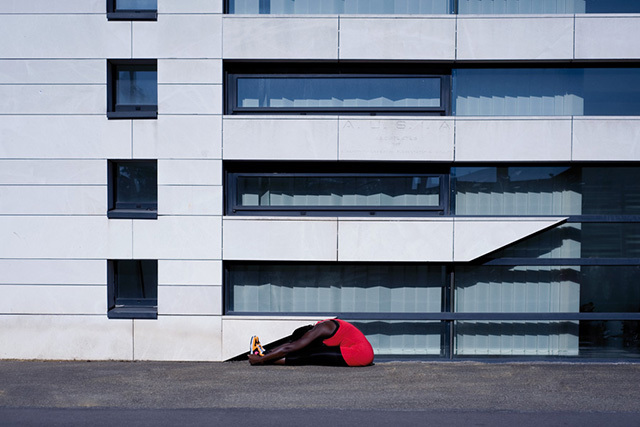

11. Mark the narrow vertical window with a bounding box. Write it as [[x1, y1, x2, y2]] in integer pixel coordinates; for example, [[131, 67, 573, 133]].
[[108, 260, 158, 319], [107, 60, 158, 119], [107, 0, 157, 20], [108, 160, 157, 219]]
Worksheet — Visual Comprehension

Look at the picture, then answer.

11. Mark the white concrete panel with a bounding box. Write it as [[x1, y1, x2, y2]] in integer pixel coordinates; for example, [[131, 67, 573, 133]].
[[0, 160, 105, 185], [457, 17, 573, 60], [0, 216, 132, 259], [158, 285, 221, 315], [0, 85, 104, 114], [338, 218, 454, 262], [158, 59, 222, 84], [133, 115, 221, 159], [159, 0, 222, 13], [223, 17, 339, 59], [133, 216, 222, 260], [0, 259, 105, 285], [158, 159, 222, 185], [0, 285, 105, 315], [453, 218, 567, 262], [455, 118, 572, 162], [0, 315, 132, 360], [221, 316, 327, 361], [0, 116, 131, 159], [339, 117, 454, 161], [0, 15, 130, 59], [158, 185, 222, 215], [0, 1, 103, 13], [339, 17, 455, 60], [223, 117, 339, 160], [133, 15, 222, 58], [159, 260, 222, 286], [0, 186, 106, 215], [158, 84, 222, 115], [575, 16, 640, 59], [0, 60, 104, 84], [133, 315, 221, 361], [573, 118, 640, 161], [223, 218, 338, 261]]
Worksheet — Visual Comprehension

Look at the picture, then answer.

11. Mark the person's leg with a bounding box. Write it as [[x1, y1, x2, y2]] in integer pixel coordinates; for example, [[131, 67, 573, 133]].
[[284, 343, 348, 367]]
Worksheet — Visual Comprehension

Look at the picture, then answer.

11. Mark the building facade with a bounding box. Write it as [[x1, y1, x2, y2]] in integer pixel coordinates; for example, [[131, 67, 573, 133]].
[[1, 0, 639, 361]]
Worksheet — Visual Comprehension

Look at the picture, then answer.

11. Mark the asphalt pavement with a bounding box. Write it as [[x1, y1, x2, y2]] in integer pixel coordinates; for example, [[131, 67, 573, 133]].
[[1, 360, 639, 426]]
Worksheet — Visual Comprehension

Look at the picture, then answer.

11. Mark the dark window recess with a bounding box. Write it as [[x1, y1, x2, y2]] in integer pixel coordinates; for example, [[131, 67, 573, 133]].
[[108, 160, 157, 219], [107, 0, 157, 21], [226, 163, 449, 216], [225, 64, 451, 115], [108, 260, 158, 319], [107, 60, 157, 119]]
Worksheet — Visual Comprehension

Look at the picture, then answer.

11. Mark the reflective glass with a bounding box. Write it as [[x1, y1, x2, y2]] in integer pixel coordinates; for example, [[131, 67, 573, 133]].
[[352, 321, 444, 356], [115, 260, 157, 301], [580, 321, 640, 358], [229, 0, 450, 14], [115, 161, 157, 207], [228, 263, 444, 313], [454, 68, 640, 116], [455, 321, 580, 356], [115, 0, 157, 10], [452, 166, 581, 215], [455, 266, 581, 314], [236, 77, 441, 110], [456, 265, 640, 313], [453, 166, 640, 216], [115, 65, 157, 107], [237, 175, 441, 208], [458, 0, 640, 13], [493, 223, 640, 259]]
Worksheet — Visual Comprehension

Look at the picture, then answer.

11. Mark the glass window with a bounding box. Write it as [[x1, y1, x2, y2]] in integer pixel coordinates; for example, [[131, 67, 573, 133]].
[[229, 74, 448, 115], [456, 265, 640, 312], [454, 68, 640, 116], [452, 166, 640, 216], [108, 260, 158, 319], [455, 321, 580, 356], [458, 0, 640, 14], [108, 60, 157, 119], [227, 263, 444, 314], [229, 173, 444, 215], [116, 0, 157, 10], [228, 0, 451, 14], [353, 320, 445, 357], [494, 223, 640, 259], [228, 0, 640, 14], [107, 0, 157, 20], [108, 160, 157, 219], [579, 320, 640, 359]]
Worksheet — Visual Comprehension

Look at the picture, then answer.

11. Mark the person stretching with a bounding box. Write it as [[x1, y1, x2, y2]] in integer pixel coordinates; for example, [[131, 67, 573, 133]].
[[248, 319, 374, 367]]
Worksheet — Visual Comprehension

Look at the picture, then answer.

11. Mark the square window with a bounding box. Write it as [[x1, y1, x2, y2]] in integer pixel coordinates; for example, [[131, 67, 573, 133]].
[[107, 60, 157, 119], [108, 160, 157, 219], [108, 260, 158, 319], [107, 0, 157, 21]]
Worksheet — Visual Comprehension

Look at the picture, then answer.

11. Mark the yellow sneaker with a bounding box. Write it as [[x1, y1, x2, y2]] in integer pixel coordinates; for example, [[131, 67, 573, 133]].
[[250, 335, 265, 356]]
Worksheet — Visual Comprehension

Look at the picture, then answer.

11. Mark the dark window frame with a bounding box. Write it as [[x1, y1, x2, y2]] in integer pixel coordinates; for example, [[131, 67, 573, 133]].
[[108, 159, 158, 219], [107, 0, 157, 21], [107, 59, 158, 120], [107, 260, 158, 319], [225, 162, 450, 217], [225, 70, 451, 116]]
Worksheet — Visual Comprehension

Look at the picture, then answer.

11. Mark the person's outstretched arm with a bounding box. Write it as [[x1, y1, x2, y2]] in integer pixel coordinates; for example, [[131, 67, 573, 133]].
[[248, 321, 336, 365]]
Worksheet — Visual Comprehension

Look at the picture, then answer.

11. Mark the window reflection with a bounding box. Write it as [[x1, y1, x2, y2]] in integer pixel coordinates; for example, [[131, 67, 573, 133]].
[[454, 68, 640, 116], [236, 77, 442, 111]]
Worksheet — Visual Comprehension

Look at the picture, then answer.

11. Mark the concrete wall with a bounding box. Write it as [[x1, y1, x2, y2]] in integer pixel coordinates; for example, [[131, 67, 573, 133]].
[[0, 2, 223, 361]]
